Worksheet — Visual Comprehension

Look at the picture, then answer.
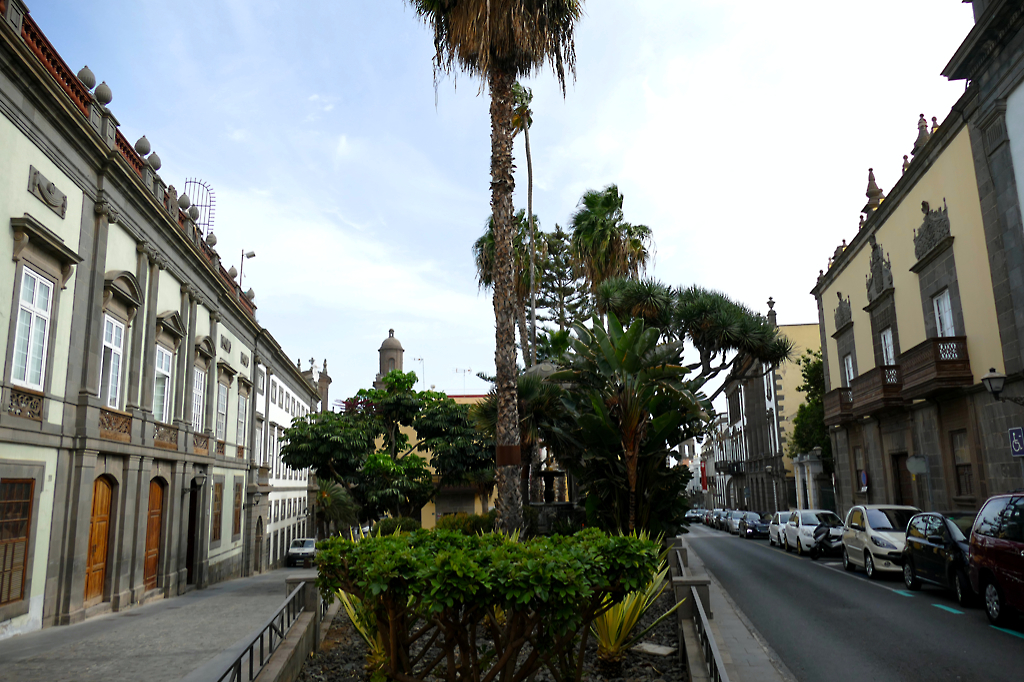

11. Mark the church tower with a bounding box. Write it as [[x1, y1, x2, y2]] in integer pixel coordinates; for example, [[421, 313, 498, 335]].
[[373, 329, 404, 389]]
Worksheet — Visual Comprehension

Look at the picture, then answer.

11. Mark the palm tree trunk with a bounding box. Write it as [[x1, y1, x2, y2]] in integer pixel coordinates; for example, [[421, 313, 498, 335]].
[[517, 304, 530, 367], [489, 68, 523, 534], [525, 121, 537, 367]]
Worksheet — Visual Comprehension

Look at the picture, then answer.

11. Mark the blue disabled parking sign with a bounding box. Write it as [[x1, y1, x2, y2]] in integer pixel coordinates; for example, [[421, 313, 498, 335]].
[[1010, 427, 1024, 457]]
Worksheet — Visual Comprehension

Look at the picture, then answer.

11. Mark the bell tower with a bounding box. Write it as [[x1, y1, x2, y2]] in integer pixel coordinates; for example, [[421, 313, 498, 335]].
[[374, 329, 404, 389]]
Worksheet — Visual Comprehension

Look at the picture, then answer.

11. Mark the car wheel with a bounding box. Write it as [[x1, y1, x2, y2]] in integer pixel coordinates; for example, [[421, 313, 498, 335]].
[[864, 552, 876, 580], [784, 535, 791, 552], [769, 534, 775, 547], [903, 560, 920, 590], [984, 580, 1010, 625], [843, 547, 855, 572], [954, 570, 972, 607], [796, 537, 803, 556]]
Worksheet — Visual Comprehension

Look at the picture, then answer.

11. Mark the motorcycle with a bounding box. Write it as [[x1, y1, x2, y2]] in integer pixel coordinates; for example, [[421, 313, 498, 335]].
[[809, 520, 844, 561]]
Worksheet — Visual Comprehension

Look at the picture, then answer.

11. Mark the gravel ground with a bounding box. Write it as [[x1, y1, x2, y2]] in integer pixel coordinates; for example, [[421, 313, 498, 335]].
[[298, 588, 687, 682]]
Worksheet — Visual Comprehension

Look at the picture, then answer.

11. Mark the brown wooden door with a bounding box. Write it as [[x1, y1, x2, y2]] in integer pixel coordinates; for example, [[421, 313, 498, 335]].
[[85, 477, 112, 604], [144, 480, 163, 590], [892, 454, 914, 506]]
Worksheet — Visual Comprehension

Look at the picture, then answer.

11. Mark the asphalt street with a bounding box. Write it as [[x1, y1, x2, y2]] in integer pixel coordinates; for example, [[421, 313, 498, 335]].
[[686, 524, 1024, 682]]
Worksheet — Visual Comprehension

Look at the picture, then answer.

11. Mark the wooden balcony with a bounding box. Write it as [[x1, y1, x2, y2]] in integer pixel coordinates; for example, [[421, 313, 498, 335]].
[[99, 407, 132, 443], [823, 388, 854, 426], [851, 365, 904, 417], [900, 336, 973, 400]]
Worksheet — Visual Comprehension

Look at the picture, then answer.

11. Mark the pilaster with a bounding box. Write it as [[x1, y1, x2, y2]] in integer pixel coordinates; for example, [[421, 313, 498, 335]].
[[110, 455, 143, 610], [205, 312, 220, 437], [126, 244, 150, 410]]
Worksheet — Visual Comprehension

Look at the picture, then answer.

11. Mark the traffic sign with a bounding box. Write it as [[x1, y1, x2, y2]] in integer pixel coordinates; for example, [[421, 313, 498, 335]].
[[1010, 427, 1024, 457]]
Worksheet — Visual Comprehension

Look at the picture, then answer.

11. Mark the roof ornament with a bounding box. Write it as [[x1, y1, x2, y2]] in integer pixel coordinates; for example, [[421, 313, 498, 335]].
[[902, 155, 910, 174], [77, 66, 96, 90], [931, 116, 939, 134], [94, 81, 112, 105], [862, 168, 884, 214], [912, 114, 930, 156], [135, 135, 151, 156]]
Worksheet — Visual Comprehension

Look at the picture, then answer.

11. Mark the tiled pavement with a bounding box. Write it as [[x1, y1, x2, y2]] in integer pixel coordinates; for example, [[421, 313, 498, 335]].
[[686, 543, 797, 682]]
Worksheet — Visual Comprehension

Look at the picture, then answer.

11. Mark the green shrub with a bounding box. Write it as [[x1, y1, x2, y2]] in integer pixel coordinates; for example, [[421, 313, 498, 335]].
[[371, 516, 420, 536], [435, 509, 496, 534], [522, 504, 540, 537], [316, 528, 661, 682]]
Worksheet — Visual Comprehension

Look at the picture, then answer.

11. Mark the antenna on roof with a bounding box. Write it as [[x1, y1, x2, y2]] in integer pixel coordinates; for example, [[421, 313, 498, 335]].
[[183, 178, 216, 238]]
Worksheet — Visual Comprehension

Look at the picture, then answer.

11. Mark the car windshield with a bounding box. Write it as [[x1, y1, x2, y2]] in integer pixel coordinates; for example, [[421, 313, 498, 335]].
[[945, 514, 975, 542], [291, 539, 315, 549], [731, 511, 745, 519], [745, 513, 761, 522], [802, 511, 843, 527], [867, 508, 917, 532]]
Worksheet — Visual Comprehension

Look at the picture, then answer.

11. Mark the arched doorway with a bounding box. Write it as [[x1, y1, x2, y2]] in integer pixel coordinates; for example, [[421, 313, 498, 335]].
[[254, 517, 264, 574], [85, 476, 114, 605], [144, 479, 165, 590]]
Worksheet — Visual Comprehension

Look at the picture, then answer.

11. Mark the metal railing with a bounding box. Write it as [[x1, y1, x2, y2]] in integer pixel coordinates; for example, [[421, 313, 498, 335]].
[[691, 584, 730, 682], [216, 581, 307, 682]]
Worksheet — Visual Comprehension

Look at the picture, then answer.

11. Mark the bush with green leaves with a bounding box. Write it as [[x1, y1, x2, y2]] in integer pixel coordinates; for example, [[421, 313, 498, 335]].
[[371, 516, 421, 536], [435, 509, 497, 534], [316, 528, 661, 682]]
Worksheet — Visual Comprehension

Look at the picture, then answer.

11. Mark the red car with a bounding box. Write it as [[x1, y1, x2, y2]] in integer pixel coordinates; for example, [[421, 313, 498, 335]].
[[969, 494, 1024, 625]]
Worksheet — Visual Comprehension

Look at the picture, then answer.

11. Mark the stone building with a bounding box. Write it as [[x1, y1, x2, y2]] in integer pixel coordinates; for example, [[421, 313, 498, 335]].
[[0, 1, 324, 638], [812, 0, 1024, 518]]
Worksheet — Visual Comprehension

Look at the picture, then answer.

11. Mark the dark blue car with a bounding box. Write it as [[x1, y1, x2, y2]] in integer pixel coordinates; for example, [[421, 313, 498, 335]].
[[738, 512, 770, 539]]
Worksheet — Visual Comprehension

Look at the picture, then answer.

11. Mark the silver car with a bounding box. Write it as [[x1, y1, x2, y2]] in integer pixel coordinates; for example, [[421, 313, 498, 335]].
[[842, 505, 919, 578], [768, 510, 790, 547]]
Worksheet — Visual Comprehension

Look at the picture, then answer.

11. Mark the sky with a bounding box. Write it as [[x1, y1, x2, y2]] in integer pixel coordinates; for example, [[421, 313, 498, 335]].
[[29, 1, 976, 402]]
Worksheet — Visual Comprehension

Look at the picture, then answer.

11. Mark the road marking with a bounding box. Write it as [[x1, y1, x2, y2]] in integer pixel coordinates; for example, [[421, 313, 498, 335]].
[[892, 590, 915, 598], [991, 625, 1024, 640], [931, 604, 962, 614]]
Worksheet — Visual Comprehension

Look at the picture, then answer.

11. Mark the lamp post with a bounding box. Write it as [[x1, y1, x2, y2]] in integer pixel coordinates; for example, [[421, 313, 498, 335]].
[[765, 464, 779, 513], [412, 357, 425, 389], [239, 249, 256, 287]]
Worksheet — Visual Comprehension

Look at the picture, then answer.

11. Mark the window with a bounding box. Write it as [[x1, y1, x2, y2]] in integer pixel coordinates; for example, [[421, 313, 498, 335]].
[[216, 383, 229, 441], [933, 289, 955, 337], [974, 497, 1010, 537], [854, 447, 866, 492], [271, 381, 277, 404], [1002, 498, 1024, 543], [236, 394, 247, 447], [951, 430, 972, 496], [153, 346, 174, 423], [211, 482, 223, 542], [880, 327, 895, 366], [258, 370, 265, 393], [12, 268, 51, 391], [232, 482, 242, 537], [0, 480, 33, 605], [100, 315, 125, 408], [192, 368, 206, 432], [842, 354, 854, 387]]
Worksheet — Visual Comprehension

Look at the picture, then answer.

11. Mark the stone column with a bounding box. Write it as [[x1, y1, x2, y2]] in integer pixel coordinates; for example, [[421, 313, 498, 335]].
[[111, 455, 143, 610], [75, 197, 115, 438], [58, 449, 99, 625], [196, 466, 212, 589], [167, 459, 186, 597], [795, 458, 805, 510], [181, 293, 200, 430], [129, 456, 153, 602], [126, 244, 150, 410], [173, 287, 193, 423], [206, 312, 220, 437], [139, 254, 162, 414], [262, 366, 274, 465]]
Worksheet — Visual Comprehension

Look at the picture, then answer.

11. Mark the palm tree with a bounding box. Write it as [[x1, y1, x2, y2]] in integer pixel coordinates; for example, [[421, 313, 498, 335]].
[[512, 82, 538, 366], [472, 211, 534, 363], [569, 184, 653, 309], [408, 0, 583, 533], [312, 478, 359, 539]]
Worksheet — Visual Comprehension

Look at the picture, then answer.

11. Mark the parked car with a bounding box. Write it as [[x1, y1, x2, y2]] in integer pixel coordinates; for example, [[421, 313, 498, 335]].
[[726, 510, 747, 534], [286, 538, 318, 567], [738, 512, 770, 539], [784, 509, 844, 555], [969, 494, 1024, 625], [902, 511, 977, 606], [712, 509, 728, 530], [686, 508, 706, 522], [842, 504, 920, 578], [768, 510, 790, 547]]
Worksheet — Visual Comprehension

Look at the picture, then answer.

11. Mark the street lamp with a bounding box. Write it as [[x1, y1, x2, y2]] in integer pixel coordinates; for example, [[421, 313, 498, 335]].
[[239, 249, 256, 287], [765, 464, 779, 512], [982, 368, 1024, 405]]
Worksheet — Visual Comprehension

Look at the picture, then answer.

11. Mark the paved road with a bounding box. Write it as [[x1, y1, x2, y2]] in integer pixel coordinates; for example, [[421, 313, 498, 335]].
[[686, 524, 1024, 682], [0, 569, 295, 682]]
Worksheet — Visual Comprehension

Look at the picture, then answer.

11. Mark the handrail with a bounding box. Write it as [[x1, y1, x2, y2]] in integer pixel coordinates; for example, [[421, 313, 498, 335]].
[[216, 581, 307, 682], [691, 584, 730, 682]]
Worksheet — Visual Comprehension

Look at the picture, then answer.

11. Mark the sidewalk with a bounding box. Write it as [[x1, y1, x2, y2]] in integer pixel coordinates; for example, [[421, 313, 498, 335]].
[[0, 569, 295, 682], [684, 541, 795, 682]]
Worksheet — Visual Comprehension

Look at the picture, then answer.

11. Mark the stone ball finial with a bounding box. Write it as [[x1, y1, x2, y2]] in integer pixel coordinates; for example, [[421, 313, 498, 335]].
[[94, 81, 112, 105], [245, 288, 255, 301], [78, 65, 96, 90], [931, 116, 939, 133], [188, 205, 199, 221], [206, 232, 218, 247], [147, 152, 161, 171], [178, 193, 191, 210], [134, 135, 151, 156], [228, 265, 238, 279]]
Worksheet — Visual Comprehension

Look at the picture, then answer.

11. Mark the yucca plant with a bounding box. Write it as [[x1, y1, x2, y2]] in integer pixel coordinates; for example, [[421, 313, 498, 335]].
[[336, 589, 388, 678]]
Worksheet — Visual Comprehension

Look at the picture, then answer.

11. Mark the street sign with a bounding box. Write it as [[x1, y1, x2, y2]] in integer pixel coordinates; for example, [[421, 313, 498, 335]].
[[1010, 427, 1024, 458]]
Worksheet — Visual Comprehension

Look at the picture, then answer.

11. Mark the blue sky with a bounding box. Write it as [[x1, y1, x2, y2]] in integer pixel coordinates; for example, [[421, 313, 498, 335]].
[[30, 1, 975, 401]]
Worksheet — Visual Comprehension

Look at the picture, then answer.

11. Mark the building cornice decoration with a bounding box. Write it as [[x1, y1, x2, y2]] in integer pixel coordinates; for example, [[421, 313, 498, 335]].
[[865, 235, 894, 304], [833, 292, 852, 336], [911, 199, 954, 271], [27, 166, 67, 218], [103, 270, 143, 325], [94, 198, 119, 225], [10, 214, 82, 288]]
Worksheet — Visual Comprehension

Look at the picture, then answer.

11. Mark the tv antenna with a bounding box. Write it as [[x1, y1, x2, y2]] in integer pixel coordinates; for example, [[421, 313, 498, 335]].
[[411, 357, 425, 389], [182, 178, 216, 238], [454, 367, 472, 391]]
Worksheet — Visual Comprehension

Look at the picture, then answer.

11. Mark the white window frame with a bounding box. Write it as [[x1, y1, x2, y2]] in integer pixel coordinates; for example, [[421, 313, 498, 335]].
[[12, 267, 52, 391], [236, 393, 247, 446], [100, 314, 126, 409], [216, 383, 229, 441], [933, 289, 955, 338], [192, 368, 206, 432], [880, 327, 895, 366], [842, 354, 854, 388], [153, 346, 174, 423]]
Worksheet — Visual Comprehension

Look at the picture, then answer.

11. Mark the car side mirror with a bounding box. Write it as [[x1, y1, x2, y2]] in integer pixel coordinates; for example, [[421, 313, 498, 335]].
[[850, 523, 863, 532]]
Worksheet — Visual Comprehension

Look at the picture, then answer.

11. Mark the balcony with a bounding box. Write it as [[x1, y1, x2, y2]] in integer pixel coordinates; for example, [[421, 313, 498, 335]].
[[725, 462, 745, 476], [823, 388, 854, 426], [851, 365, 904, 417], [900, 337, 973, 400], [99, 407, 132, 443]]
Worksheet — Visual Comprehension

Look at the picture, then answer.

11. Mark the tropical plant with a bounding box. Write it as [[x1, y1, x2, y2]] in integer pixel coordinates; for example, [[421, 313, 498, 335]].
[[336, 589, 388, 678], [596, 276, 675, 331], [360, 452, 434, 519], [408, 0, 585, 535], [371, 516, 422, 536], [787, 349, 832, 472], [413, 392, 493, 488], [316, 528, 660, 682], [569, 185, 652, 306], [312, 478, 359, 539], [512, 81, 539, 366], [435, 509, 497, 534]]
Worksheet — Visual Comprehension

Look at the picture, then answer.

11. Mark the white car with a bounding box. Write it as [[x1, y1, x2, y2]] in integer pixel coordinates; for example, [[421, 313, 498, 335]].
[[768, 510, 790, 547], [783, 509, 844, 555], [726, 510, 747, 534], [285, 538, 318, 567], [842, 504, 920, 578]]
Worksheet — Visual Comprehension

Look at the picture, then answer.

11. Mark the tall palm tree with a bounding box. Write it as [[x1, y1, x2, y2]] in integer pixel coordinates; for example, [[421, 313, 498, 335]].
[[408, 0, 583, 533], [512, 82, 538, 366], [472, 211, 534, 363], [569, 184, 652, 308]]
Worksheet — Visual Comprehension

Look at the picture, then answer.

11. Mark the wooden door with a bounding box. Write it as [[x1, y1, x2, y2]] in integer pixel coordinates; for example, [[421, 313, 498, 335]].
[[144, 480, 163, 590], [85, 477, 112, 604], [891, 454, 913, 506]]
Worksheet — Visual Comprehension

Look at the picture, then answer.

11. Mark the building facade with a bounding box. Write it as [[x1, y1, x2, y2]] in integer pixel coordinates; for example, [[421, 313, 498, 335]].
[[813, 0, 1024, 519], [0, 1, 323, 639]]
